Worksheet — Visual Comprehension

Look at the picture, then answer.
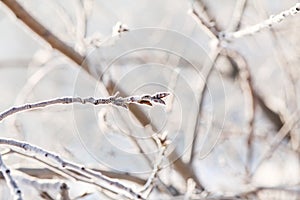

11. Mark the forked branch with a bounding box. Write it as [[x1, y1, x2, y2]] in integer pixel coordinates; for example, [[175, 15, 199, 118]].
[[0, 138, 144, 200]]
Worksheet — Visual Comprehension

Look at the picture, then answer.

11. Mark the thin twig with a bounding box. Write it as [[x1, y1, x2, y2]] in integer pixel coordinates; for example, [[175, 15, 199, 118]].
[[8, 149, 87, 183], [139, 132, 169, 198], [74, 0, 88, 54], [221, 49, 255, 175], [227, 0, 248, 31], [224, 3, 300, 40], [250, 110, 300, 177], [189, 46, 221, 163], [49, 1, 76, 42], [9, 149, 130, 197], [189, 0, 222, 164], [9, 58, 66, 138], [0, 138, 144, 200], [0, 92, 169, 122], [0, 155, 23, 200], [189, 6, 219, 40], [191, 0, 221, 33]]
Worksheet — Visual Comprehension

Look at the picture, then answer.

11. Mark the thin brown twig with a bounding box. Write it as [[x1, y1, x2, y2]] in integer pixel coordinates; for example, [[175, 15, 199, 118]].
[[0, 0, 89, 72]]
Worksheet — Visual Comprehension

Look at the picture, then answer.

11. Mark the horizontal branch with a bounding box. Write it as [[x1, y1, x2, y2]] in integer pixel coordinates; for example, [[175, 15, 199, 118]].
[[1, 167, 146, 186], [0, 92, 170, 122], [0, 138, 143, 200], [224, 3, 300, 40]]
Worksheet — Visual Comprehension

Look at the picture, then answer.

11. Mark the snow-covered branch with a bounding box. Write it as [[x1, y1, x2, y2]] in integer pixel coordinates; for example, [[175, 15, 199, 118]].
[[223, 3, 300, 40], [0, 155, 22, 200], [0, 92, 170, 121], [0, 138, 143, 200]]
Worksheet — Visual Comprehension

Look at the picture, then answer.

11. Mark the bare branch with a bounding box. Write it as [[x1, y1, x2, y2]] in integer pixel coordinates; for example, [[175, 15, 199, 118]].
[[0, 155, 22, 200], [191, 0, 222, 33], [0, 0, 88, 71]]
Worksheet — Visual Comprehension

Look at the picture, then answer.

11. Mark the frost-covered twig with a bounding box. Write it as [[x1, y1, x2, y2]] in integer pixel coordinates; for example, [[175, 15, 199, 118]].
[[224, 3, 300, 40], [190, 0, 220, 39], [0, 138, 144, 200], [9, 149, 87, 183], [0, 92, 170, 121], [189, 7, 218, 40], [0, 155, 22, 200], [139, 132, 170, 198]]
